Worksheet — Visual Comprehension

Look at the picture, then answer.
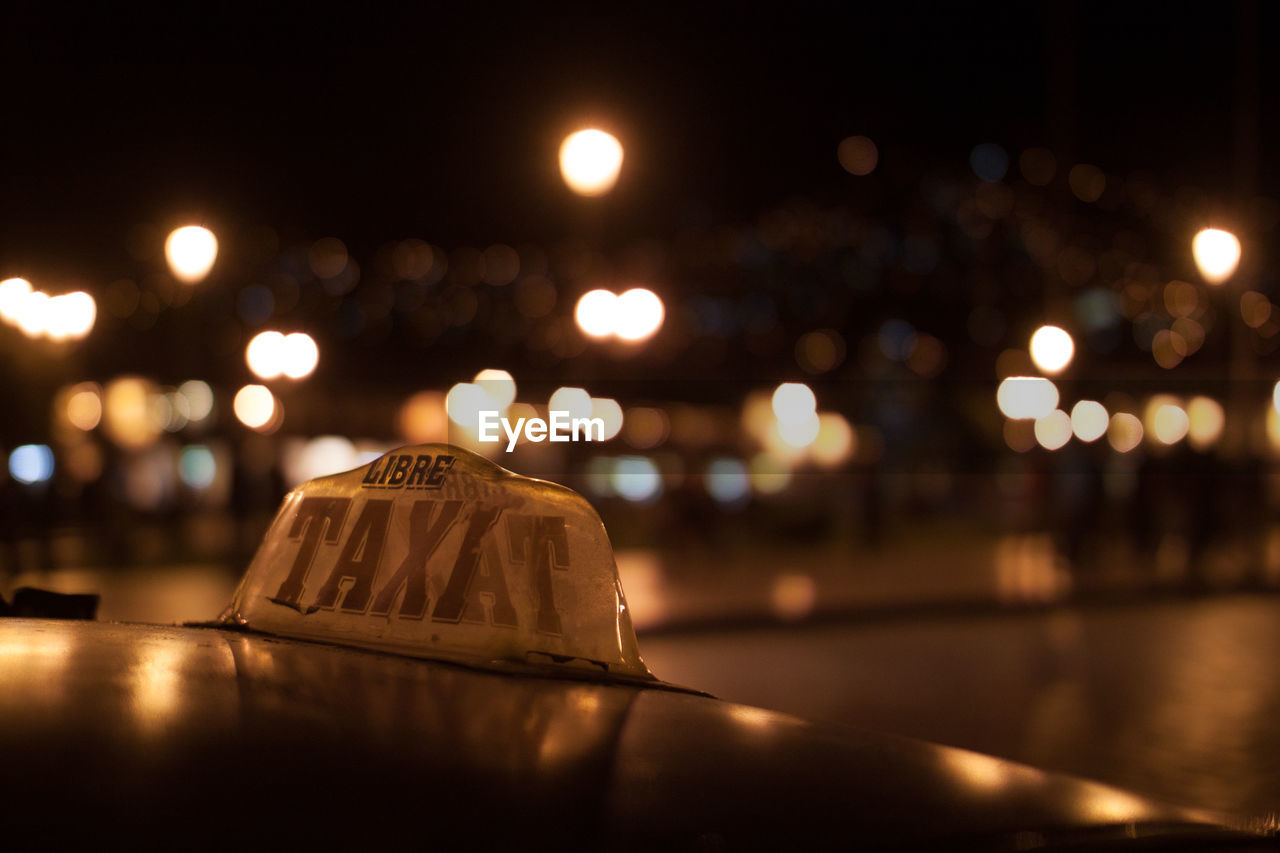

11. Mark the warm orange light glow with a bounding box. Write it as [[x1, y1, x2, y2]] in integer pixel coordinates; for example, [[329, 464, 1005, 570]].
[[0, 277, 32, 323], [102, 376, 164, 449], [1029, 325, 1074, 374], [1151, 404, 1190, 445], [474, 368, 517, 410], [1187, 396, 1224, 450], [44, 291, 96, 340], [810, 412, 855, 466], [282, 333, 319, 379], [1192, 228, 1241, 285], [399, 391, 448, 443], [575, 289, 618, 338], [165, 226, 218, 283], [247, 331, 318, 380], [1108, 412, 1144, 453], [559, 129, 624, 196], [837, 136, 878, 176], [614, 288, 664, 341], [66, 386, 103, 431], [1034, 410, 1072, 450], [246, 331, 286, 379]]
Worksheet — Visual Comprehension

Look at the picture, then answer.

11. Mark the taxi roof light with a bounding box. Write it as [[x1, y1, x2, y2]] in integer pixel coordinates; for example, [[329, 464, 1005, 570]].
[[222, 444, 653, 682]]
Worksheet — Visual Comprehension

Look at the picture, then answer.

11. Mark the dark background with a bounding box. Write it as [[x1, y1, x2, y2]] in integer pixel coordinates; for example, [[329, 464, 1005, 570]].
[[2, 2, 1273, 272]]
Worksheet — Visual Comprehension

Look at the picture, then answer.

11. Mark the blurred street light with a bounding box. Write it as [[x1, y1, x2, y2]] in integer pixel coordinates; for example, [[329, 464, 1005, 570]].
[[559, 129, 623, 196], [996, 376, 1058, 420], [614, 288, 664, 341], [0, 278, 32, 323], [772, 382, 817, 424], [165, 225, 218, 283], [233, 384, 278, 430], [1192, 228, 1241, 285], [281, 333, 319, 379], [246, 330, 318, 380], [1029, 325, 1074, 374], [1070, 400, 1108, 442], [574, 287, 664, 342], [474, 368, 516, 409], [1034, 410, 1072, 450], [575, 289, 619, 338], [1151, 403, 1190, 445]]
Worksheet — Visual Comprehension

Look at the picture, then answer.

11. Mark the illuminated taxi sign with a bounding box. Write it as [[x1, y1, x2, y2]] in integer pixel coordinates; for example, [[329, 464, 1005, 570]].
[[223, 444, 653, 680]]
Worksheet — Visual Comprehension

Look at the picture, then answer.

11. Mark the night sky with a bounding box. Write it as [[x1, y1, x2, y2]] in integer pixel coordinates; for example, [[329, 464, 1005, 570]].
[[1, 2, 1274, 280]]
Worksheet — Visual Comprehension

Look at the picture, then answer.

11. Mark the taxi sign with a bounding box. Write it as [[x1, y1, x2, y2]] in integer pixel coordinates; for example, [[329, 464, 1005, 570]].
[[221, 444, 654, 680]]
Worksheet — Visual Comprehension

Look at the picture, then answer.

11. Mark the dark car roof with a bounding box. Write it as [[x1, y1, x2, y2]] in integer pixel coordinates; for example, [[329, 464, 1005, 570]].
[[0, 619, 1265, 851]]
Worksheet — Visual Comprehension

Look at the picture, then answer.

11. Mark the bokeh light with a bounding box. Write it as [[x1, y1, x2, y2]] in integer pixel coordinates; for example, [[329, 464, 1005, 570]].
[[1186, 396, 1224, 450], [446, 383, 489, 428], [281, 333, 319, 379], [1034, 410, 1072, 450], [771, 573, 817, 621], [165, 225, 218, 283], [810, 412, 855, 467], [705, 457, 750, 506], [1029, 325, 1074, 374], [837, 135, 878, 176], [102, 376, 164, 449], [614, 288, 664, 342], [233, 384, 278, 430], [246, 331, 319, 381], [1151, 403, 1190, 445], [284, 436, 360, 486], [44, 292, 96, 340], [549, 387, 593, 420], [590, 397, 624, 440], [246, 331, 286, 379], [66, 385, 103, 431], [179, 445, 217, 490], [1070, 400, 1108, 443], [575, 289, 618, 338], [474, 368, 517, 410], [9, 444, 54, 485], [178, 380, 215, 423], [775, 412, 821, 449], [15, 291, 50, 337], [1108, 412, 1144, 453], [623, 406, 669, 449], [795, 329, 846, 374], [772, 382, 817, 424], [749, 452, 793, 495], [1192, 228, 1241, 285], [400, 391, 448, 443], [996, 377, 1059, 420], [0, 278, 32, 323], [559, 129, 624, 197], [610, 456, 661, 503]]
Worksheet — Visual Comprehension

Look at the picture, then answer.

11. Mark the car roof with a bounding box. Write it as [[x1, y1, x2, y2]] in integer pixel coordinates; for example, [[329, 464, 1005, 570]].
[[0, 618, 1256, 851]]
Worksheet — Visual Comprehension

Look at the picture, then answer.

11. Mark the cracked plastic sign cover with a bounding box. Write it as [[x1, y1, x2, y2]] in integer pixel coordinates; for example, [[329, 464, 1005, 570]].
[[222, 444, 653, 680]]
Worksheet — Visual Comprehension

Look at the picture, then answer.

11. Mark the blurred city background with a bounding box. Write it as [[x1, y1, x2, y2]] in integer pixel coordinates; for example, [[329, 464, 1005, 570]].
[[3, 1, 1280, 818]]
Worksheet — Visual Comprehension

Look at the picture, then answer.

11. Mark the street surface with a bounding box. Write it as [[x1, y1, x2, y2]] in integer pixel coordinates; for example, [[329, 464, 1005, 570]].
[[642, 594, 1280, 818]]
